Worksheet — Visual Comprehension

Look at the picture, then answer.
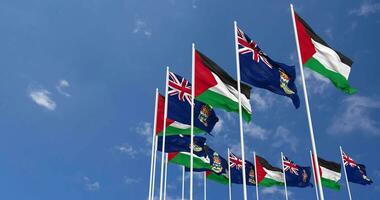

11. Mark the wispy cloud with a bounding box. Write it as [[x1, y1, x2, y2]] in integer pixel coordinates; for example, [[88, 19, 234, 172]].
[[244, 122, 269, 140], [303, 68, 331, 94], [136, 122, 153, 143], [350, 1, 380, 16], [29, 88, 56, 111], [213, 119, 224, 135], [133, 19, 152, 37], [191, 0, 198, 9], [56, 79, 71, 97], [328, 96, 380, 135], [114, 143, 138, 158], [124, 177, 141, 184], [272, 126, 299, 152], [251, 91, 275, 111], [83, 176, 100, 191], [261, 187, 291, 198]]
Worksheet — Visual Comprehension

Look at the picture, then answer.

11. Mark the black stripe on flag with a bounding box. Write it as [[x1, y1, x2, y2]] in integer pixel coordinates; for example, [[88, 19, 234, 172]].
[[318, 157, 341, 173], [257, 155, 282, 172], [295, 12, 353, 67], [196, 50, 251, 99]]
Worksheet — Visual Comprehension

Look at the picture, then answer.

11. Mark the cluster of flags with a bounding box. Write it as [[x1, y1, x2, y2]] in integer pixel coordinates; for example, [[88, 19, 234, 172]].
[[148, 4, 371, 200]]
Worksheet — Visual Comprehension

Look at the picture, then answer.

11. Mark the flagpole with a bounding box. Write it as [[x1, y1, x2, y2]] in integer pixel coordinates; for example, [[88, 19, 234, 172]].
[[190, 43, 195, 200], [340, 146, 353, 200], [253, 151, 259, 200], [228, 148, 232, 200], [148, 89, 159, 200], [234, 20, 248, 200], [310, 150, 320, 200], [159, 67, 170, 200], [151, 132, 159, 200], [182, 166, 185, 200], [164, 153, 168, 200], [281, 152, 289, 200], [290, 4, 324, 200], [204, 171, 207, 200]]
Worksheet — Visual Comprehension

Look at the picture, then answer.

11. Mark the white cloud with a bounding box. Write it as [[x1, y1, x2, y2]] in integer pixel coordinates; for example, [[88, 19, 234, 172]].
[[251, 92, 274, 111], [136, 122, 153, 143], [83, 176, 100, 191], [124, 177, 141, 184], [133, 19, 152, 37], [303, 68, 331, 94], [191, 0, 197, 9], [328, 96, 380, 135], [350, 1, 380, 16], [212, 119, 223, 135], [56, 79, 71, 97], [115, 143, 138, 158], [244, 122, 269, 140], [324, 28, 333, 39], [262, 187, 291, 198], [29, 88, 56, 111], [272, 126, 299, 152]]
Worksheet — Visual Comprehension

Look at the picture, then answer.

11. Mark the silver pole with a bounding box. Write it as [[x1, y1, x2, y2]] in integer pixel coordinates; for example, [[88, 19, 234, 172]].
[[340, 146, 353, 200], [281, 152, 288, 200], [310, 150, 320, 200], [290, 4, 324, 200], [228, 148, 232, 200], [253, 151, 259, 200], [190, 43, 195, 200], [148, 89, 159, 200], [233, 20, 248, 200]]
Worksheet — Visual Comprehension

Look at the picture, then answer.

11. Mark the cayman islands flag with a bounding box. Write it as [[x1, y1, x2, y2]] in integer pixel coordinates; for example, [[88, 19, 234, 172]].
[[166, 71, 219, 134], [342, 150, 373, 185], [157, 135, 206, 153], [236, 26, 300, 108], [229, 152, 256, 186], [282, 155, 312, 187]]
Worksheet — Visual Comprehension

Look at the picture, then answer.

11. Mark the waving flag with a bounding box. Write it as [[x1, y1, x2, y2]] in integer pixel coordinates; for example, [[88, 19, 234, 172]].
[[312, 156, 341, 190], [342, 151, 373, 185], [195, 50, 252, 122], [229, 152, 256, 185], [167, 71, 219, 133], [236, 26, 300, 108], [255, 155, 284, 187], [293, 11, 356, 94], [156, 94, 203, 136], [282, 155, 312, 187], [157, 135, 206, 153]]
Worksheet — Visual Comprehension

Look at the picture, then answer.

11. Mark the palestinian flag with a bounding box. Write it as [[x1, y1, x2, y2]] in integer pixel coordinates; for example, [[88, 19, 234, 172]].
[[255, 155, 284, 187], [156, 94, 202, 136], [168, 152, 212, 170], [315, 157, 341, 190], [206, 171, 229, 185], [195, 50, 252, 122], [293, 12, 357, 94]]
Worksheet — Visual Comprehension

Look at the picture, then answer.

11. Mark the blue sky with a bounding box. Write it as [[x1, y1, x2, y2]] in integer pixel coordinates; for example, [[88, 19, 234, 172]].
[[0, 0, 379, 199]]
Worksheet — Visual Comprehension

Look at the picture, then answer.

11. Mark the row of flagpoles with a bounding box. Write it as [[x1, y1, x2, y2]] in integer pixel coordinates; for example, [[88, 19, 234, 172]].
[[146, 4, 370, 200]]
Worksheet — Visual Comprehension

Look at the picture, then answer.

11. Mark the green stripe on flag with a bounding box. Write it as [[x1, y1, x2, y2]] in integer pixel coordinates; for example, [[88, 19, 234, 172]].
[[157, 127, 203, 136], [321, 177, 340, 190], [258, 178, 284, 187], [207, 172, 229, 185], [169, 153, 212, 170], [304, 57, 357, 94], [196, 90, 251, 122]]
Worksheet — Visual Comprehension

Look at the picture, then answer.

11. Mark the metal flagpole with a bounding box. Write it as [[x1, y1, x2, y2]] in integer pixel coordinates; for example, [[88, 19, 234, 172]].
[[182, 166, 185, 200], [148, 89, 159, 200], [151, 132, 158, 200], [340, 146, 353, 200], [253, 151, 259, 200], [281, 152, 289, 200], [233, 20, 248, 200], [290, 4, 324, 200], [164, 153, 168, 200], [190, 43, 195, 200], [204, 172, 207, 200], [228, 148, 232, 200], [159, 67, 170, 200], [310, 150, 320, 200]]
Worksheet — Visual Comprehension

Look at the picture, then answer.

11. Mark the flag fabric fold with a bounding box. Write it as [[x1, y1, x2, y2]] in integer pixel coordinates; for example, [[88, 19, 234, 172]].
[[342, 151, 373, 185], [236, 26, 300, 108], [293, 12, 356, 94], [157, 135, 206, 153], [229, 152, 256, 186], [255, 155, 284, 187], [195, 49, 252, 122], [166, 71, 219, 134], [282, 155, 312, 187], [313, 156, 341, 190]]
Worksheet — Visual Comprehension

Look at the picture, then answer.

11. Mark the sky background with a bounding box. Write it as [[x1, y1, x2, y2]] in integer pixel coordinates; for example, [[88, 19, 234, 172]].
[[0, 0, 380, 199]]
